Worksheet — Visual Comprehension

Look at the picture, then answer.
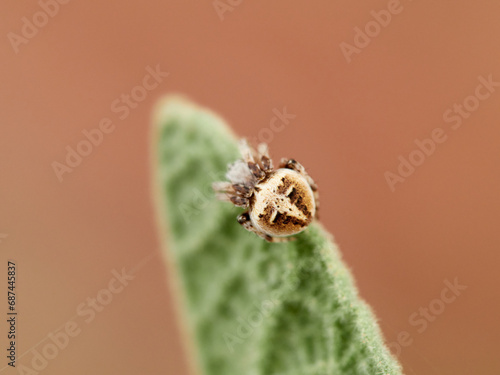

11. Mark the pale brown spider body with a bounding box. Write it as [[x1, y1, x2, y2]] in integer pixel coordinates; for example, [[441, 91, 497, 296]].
[[213, 140, 319, 242]]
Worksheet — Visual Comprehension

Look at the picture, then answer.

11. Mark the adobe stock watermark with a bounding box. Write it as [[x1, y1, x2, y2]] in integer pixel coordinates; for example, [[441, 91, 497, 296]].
[[388, 277, 467, 358], [51, 64, 169, 182], [223, 298, 278, 353], [179, 107, 296, 224], [213, 0, 243, 21], [246, 107, 296, 146], [11, 268, 134, 374], [223, 256, 319, 353], [7, 0, 73, 54], [178, 169, 226, 225], [385, 74, 499, 192], [340, 0, 411, 63]]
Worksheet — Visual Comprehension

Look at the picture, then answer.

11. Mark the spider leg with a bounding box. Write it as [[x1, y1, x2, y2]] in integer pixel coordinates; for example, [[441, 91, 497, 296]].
[[239, 139, 265, 180], [232, 183, 253, 198], [237, 212, 268, 239], [257, 143, 273, 173], [212, 181, 250, 208], [238, 139, 255, 164], [279, 158, 320, 219]]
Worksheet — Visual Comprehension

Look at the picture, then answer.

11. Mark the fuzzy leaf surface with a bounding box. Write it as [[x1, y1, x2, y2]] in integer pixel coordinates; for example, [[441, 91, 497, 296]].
[[152, 97, 402, 375]]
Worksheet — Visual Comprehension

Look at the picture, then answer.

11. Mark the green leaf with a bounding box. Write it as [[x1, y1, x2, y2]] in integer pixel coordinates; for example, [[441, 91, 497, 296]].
[[151, 96, 402, 375]]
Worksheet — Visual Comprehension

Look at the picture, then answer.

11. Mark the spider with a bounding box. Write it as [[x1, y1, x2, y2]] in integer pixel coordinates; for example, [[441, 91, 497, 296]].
[[212, 140, 319, 242]]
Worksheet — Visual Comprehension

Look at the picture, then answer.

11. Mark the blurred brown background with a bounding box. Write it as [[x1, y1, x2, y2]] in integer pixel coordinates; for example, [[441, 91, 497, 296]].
[[1, 1, 499, 374]]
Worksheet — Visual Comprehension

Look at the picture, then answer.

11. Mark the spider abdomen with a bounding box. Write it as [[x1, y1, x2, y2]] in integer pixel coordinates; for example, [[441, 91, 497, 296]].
[[213, 140, 319, 242], [250, 169, 315, 237]]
